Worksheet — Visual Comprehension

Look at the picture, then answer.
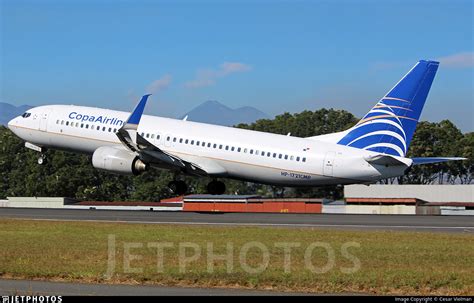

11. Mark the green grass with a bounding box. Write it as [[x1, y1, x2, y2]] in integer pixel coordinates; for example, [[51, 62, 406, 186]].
[[0, 219, 473, 295]]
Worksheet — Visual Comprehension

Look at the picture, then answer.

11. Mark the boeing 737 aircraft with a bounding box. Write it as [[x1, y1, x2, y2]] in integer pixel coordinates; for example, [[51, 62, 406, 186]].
[[8, 60, 466, 195]]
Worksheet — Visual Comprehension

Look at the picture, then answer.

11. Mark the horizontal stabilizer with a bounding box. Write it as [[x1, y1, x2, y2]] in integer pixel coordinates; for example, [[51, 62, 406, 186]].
[[365, 154, 412, 167], [411, 157, 467, 165]]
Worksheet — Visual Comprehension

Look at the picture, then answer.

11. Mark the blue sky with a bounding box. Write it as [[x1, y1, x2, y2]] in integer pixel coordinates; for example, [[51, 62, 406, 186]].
[[1, 0, 473, 131]]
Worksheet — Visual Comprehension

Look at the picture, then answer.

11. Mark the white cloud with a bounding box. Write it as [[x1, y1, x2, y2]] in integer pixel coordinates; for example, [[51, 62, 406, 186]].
[[185, 69, 217, 88], [185, 62, 252, 88], [146, 74, 172, 94], [220, 62, 252, 75], [437, 52, 474, 68]]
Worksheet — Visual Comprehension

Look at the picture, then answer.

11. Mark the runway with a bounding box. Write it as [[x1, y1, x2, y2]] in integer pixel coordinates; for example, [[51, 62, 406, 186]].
[[0, 279, 312, 296], [0, 208, 473, 233]]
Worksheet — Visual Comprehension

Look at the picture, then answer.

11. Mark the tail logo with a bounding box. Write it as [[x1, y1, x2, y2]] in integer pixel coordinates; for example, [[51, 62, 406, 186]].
[[338, 98, 410, 157], [337, 60, 439, 157]]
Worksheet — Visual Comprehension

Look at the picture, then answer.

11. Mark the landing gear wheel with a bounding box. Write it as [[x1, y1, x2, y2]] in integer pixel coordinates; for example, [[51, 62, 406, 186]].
[[37, 154, 47, 165], [207, 180, 226, 195], [168, 180, 188, 196]]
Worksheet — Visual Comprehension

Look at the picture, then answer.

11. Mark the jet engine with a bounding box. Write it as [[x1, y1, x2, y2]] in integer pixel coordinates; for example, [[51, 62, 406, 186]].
[[92, 146, 147, 175]]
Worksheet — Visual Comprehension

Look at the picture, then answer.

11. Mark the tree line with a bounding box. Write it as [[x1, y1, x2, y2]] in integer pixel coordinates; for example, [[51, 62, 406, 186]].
[[0, 108, 471, 201]]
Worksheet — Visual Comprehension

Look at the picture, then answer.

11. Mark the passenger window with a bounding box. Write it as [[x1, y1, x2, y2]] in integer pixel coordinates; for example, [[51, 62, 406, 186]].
[[86, 124, 89, 129], [238, 147, 241, 152], [273, 153, 277, 158], [196, 141, 200, 146], [285, 155, 288, 160], [213, 144, 217, 148], [113, 128, 117, 132], [303, 157, 307, 162], [81, 123, 84, 128], [231, 147, 235, 151], [102, 127, 106, 131], [219, 145, 223, 149], [66, 121, 69, 126], [191, 140, 194, 145], [290, 156, 294, 160], [173, 137, 177, 142], [96, 126, 100, 130], [202, 142, 205, 147], [158, 135, 161, 140], [108, 128, 112, 132], [262, 152, 265, 157], [207, 143, 211, 148], [225, 146, 229, 150], [180, 138, 183, 143], [250, 149, 254, 154], [267, 152, 271, 157], [146, 133, 150, 138], [151, 134, 155, 139], [296, 157, 300, 161], [244, 148, 248, 153], [279, 154, 282, 159], [167, 136, 171, 141]]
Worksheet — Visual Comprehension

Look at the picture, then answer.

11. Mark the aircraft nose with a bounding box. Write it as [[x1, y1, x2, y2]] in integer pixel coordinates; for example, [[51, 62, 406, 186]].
[[7, 117, 17, 131]]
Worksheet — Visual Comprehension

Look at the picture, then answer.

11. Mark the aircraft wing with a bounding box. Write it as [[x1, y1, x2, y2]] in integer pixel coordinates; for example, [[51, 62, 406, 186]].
[[115, 94, 218, 177], [135, 134, 209, 176]]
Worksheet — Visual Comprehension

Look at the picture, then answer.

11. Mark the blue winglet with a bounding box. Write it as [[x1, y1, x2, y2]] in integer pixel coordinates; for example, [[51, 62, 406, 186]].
[[127, 94, 151, 125]]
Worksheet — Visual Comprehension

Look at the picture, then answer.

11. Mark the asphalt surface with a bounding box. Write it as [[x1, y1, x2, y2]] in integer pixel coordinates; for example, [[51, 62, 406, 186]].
[[0, 208, 473, 233], [0, 279, 312, 296]]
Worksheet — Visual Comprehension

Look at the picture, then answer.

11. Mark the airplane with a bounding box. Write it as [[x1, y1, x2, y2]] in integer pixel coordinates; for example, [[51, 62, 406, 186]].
[[7, 60, 466, 195]]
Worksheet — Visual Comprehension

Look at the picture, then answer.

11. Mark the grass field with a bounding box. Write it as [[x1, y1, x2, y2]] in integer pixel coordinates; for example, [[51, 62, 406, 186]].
[[0, 218, 473, 295]]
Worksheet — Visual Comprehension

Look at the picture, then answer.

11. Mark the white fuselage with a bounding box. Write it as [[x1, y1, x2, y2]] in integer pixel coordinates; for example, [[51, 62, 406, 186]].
[[8, 105, 409, 186]]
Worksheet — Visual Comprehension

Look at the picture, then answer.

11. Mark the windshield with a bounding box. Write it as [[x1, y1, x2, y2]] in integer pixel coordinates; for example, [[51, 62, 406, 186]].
[[21, 112, 31, 118]]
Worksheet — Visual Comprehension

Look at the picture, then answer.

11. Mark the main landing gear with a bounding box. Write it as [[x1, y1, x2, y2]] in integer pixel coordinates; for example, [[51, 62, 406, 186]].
[[167, 179, 227, 196], [168, 180, 188, 196], [207, 180, 226, 195]]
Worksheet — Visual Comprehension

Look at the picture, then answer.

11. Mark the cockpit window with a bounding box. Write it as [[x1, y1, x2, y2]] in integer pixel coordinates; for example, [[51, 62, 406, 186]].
[[21, 112, 31, 118]]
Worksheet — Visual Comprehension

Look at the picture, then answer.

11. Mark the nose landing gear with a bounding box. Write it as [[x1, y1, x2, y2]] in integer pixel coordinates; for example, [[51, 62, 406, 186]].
[[37, 154, 47, 165]]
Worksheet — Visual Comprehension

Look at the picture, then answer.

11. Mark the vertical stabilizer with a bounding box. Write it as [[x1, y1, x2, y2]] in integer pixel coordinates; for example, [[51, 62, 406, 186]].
[[337, 60, 439, 157]]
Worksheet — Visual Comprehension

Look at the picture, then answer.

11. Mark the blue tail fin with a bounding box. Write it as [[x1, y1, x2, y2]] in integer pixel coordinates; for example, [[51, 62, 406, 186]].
[[337, 60, 439, 157]]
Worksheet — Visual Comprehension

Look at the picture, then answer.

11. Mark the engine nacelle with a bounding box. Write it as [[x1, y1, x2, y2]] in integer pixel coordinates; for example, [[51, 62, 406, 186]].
[[92, 146, 147, 175]]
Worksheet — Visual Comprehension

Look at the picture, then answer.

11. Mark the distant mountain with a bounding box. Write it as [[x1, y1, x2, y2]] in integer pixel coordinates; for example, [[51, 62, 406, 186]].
[[180, 100, 270, 126], [0, 102, 32, 126]]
